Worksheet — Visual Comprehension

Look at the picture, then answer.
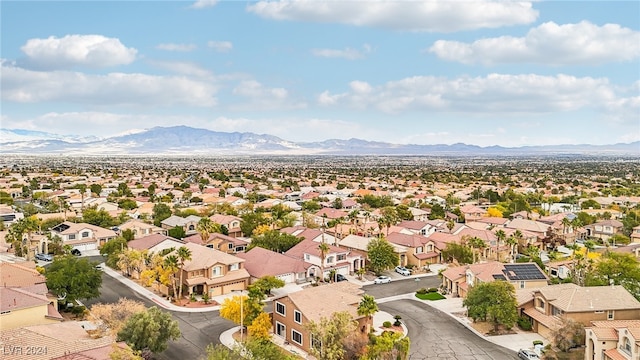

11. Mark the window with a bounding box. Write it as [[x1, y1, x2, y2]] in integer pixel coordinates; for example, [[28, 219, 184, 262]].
[[275, 302, 286, 316], [519, 281, 525, 289], [228, 263, 239, 271], [607, 310, 614, 320], [536, 298, 545, 310], [311, 334, 322, 352], [212, 266, 222, 277], [551, 306, 563, 317], [621, 337, 631, 354], [294, 310, 302, 324], [68, 234, 76, 240], [305, 254, 310, 261], [416, 247, 423, 254], [326, 256, 334, 264], [228, 243, 233, 250], [427, 244, 433, 252], [81, 231, 89, 238], [337, 254, 346, 261], [276, 322, 286, 337], [291, 330, 303, 345]]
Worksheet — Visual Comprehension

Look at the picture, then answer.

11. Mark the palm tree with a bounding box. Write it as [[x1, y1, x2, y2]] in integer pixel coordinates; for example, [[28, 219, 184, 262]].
[[318, 242, 330, 282], [561, 217, 572, 241], [505, 235, 518, 263], [495, 230, 506, 262], [467, 236, 486, 263], [357, 294, 378, 333], [196, 218, 217, 244], [176, 246, 192, 302], [163, 255, 180, 300], [77, 183, 87, 211], [348, 210, 360, 234]]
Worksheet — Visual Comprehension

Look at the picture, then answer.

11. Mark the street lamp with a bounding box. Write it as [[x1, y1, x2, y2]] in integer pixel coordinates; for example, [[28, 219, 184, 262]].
[[232, 289, 247, 340]]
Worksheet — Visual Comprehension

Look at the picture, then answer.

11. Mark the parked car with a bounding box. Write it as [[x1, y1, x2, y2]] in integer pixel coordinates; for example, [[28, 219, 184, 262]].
[[71, 249, 81, 256], [395, 266, 411, 276], [373, 275, 391, 284], [335, 274, 347, 282], [35, 253, 53, 261], [518, 349, 540, 360]]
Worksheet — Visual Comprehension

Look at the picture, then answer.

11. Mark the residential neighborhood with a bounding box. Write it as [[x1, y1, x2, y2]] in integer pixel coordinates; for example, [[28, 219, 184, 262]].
[[1, 155, 639, 360]]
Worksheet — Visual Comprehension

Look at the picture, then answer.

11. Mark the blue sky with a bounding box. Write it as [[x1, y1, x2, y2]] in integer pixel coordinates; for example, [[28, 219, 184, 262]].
[[1, 0, 639, 147]]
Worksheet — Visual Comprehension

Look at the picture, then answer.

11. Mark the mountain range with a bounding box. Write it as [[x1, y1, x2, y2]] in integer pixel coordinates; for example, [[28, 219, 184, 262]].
[[1, 126, 638, 156]]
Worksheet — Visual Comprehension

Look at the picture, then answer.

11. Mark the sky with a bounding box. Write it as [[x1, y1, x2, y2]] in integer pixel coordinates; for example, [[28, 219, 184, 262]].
[[1, 0, 639, 147]]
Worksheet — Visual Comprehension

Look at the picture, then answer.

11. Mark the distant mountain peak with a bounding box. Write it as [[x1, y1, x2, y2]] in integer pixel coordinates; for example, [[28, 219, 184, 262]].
[[1, 126, 638, 156]]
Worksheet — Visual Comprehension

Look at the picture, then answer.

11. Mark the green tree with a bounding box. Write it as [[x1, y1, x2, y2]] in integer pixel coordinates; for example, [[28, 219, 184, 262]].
[[118, 199, 138, 210], [248, 230, 302, 253], [305, 311, 356, 360], [463, 281, 518, 332], [152, 203, 172, 227], [580, 199, 601, 210], [0, 191, 13, 205], [318, 241, 330, 282], [82, 205, 116, 228], [367, 237, 399, 275], [117, 307, 180, 354], [240, 212, 268, 237], [90, 184, 103, 196], [196, 217, 220, 244], [46, 256, 102, 306], [440, 242, 474, 265], [168, 226, 186, 239], [122, 228, 135, 241], [250, 275, 285, 296], [101, 237, 128, 269], [428, 203, 446, 220], [585, 252, 640, 301], [362, 331, 410, 360], [163, 255, 180, 298]]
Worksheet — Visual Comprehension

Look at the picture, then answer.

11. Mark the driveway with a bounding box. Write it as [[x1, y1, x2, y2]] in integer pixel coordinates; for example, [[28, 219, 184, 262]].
[[379, 299, 518, 359]]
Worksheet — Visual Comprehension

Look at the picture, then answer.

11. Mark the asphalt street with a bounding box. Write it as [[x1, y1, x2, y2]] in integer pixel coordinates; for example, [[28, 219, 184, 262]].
[[80, 258, 516, 360], [380, 299, 519, 360]]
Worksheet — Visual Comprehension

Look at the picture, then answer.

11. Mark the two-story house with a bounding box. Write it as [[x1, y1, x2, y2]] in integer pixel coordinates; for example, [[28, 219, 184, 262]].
[[160, 215, 201, 236], [518, 283, 640, 339], [178, 242, 250, 297], [339, 234, 407, 269], [631, 225, 640, 243], [281, 226, 339, 246], [285, 239, 363, 279], [271, 282, 370, 355], [209, 214, 243, 238], [584, 320, 640, 360], [50, 221, 117, 253], [117, 219, 166, 239], [386, 231, 440, 269], [441, 261, 548, 298], [127, 234, 185, 254], [583, 220, 625, 242], [183, 232, 249, 254]]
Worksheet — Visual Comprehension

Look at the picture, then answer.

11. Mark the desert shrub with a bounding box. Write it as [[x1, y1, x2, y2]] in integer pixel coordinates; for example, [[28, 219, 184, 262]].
[[383, 321, 392, 328], [416, 288, 428, 294], [518, 316, 533, 331], [428, 287, 438, 293]]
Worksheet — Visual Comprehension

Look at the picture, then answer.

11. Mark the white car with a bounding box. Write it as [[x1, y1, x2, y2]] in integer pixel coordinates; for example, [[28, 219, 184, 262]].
[[518, 349, 540, 360], [395, 266, 411, 276], [373, 276, 391, 284]]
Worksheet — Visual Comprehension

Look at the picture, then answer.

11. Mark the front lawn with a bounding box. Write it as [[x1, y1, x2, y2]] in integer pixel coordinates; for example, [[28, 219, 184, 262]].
[[415, 292, 445, 300]]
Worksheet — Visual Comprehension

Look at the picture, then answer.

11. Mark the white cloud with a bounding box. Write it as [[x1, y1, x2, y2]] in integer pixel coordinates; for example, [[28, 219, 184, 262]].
[[20, 35, 137, 69], [207, 41, 233, 53], [429, 21, 640, 65], [190, 0, 218, 9], [149, 60, 214, 78], [247, 0, 538, 32], [1, 62, 217, 107], [310, 44, 370, 60], [230, 80, 306, 110], [156, 43, 197, 52]]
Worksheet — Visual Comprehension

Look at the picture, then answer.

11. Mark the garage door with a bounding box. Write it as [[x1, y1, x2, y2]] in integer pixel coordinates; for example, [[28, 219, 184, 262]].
[[74, 243, 97, 252]]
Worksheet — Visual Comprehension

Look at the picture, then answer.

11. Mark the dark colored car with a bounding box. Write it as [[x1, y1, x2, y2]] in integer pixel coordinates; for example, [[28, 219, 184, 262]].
[[71, 249, 81, 256], [335, 274, 347, 282]]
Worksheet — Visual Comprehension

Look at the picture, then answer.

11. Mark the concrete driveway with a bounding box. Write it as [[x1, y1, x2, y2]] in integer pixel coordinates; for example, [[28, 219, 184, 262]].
[[379, 299, 519, 359]]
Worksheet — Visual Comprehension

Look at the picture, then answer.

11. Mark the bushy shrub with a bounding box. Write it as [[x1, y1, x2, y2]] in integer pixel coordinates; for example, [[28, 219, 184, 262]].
[[416, 288, 428, 294], [518, 316, 533, 331], [71, 305, 87, 317], [394, 315, 402, 327], [383, 321, 392, 328], [427, 287, 438, 293]]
